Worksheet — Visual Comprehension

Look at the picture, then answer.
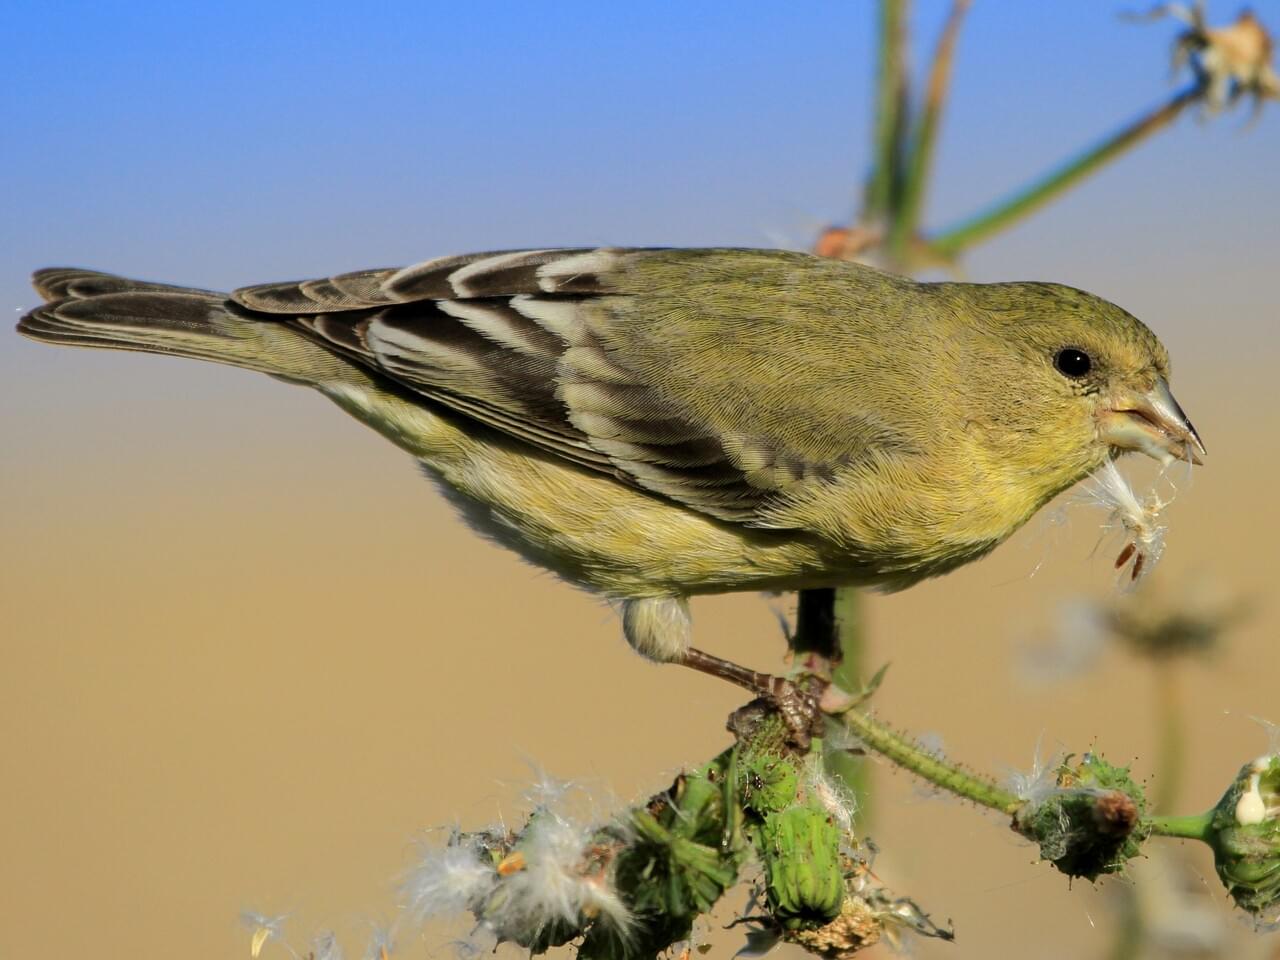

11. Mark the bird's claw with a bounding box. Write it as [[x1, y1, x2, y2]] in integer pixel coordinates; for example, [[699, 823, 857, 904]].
[[767, 677, 825, 749], [679, 645, 827, 747]]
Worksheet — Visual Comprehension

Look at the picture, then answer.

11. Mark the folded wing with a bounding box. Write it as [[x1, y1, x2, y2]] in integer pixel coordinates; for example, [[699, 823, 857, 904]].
[[233, 247, 905, 524]]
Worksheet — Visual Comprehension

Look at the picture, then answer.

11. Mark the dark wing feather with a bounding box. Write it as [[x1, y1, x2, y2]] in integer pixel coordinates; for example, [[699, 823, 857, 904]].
[[232, 248, 900, 524]]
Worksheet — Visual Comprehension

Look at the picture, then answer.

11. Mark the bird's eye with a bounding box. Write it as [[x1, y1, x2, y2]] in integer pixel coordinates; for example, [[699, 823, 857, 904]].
[[1054, 347, 1092, 378]]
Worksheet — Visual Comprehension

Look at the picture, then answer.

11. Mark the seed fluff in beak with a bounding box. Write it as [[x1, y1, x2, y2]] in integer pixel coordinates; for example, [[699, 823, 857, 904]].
[[1080, 462, 1168, 585]]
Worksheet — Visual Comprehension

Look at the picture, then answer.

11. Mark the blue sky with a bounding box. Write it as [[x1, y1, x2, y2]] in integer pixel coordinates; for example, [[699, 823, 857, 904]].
[[2, 1, 1276, 405], [4, 1, 1273, 276]]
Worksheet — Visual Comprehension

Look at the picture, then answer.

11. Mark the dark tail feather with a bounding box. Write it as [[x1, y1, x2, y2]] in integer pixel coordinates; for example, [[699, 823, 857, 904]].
[[18, 268, 344, 381], [30, 267, 222, 302]]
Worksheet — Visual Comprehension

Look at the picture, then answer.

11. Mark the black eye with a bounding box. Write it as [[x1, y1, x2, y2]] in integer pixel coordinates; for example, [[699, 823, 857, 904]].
[[1054, 347, 1092, 378]]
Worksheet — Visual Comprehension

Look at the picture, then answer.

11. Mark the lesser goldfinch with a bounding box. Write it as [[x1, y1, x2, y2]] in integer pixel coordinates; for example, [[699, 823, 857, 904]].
[[18, 248, 1203, 667]]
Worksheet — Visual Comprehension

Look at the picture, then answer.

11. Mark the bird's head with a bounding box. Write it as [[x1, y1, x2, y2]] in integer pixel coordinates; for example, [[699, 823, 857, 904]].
[[943, 280, 1204, 507]]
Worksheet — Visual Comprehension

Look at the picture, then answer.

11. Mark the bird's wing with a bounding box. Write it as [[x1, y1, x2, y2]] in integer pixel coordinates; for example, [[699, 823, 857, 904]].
[[232, 248, 911, 524]]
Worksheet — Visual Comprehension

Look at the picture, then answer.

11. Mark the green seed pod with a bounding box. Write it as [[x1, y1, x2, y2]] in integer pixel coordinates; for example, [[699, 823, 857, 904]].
[[1207, 755, 1280, 917], [760, 806, 845, 927]]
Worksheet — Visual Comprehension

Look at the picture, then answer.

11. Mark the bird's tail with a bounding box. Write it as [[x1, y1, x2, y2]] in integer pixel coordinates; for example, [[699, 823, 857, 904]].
[[17, 268, 342, 383]]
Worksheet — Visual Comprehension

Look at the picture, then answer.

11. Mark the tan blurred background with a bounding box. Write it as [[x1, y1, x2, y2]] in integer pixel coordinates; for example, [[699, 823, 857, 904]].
[[3, 3, 1279, 958], [7, 351, 1276, 960]]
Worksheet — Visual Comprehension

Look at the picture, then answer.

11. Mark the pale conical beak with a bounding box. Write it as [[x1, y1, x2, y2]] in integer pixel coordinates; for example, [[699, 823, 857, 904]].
[[1100, 377, 1206, 466]]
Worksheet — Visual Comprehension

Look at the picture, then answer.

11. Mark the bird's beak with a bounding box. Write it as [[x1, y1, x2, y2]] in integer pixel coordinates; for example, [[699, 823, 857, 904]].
[[1099, 377, 1206, 466]]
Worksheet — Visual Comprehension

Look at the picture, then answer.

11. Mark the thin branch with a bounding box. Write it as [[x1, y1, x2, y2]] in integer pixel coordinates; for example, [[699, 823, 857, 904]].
[[928, 83, 1203, 258], [1152, 661, 1187, 814], [864, 0, 911, 224], [1148, 810, 1216, 841], [888, 0, 972, 264]]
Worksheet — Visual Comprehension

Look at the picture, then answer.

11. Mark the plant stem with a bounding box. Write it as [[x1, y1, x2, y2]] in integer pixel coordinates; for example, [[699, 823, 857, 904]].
[[888, 0, 971, 264], [1148, 810, 1216, 842], [792, 588, 872, 825], [1106, 895, 1146, 960], [836, 702, 1219, 846], [793, 587, 840, 660], [865, 0, 910, 223], [837, 705, 1022, 814], [1152, 661, 1186, 814], [830, 588, 871, 825], [928, 84, 1203, 258]]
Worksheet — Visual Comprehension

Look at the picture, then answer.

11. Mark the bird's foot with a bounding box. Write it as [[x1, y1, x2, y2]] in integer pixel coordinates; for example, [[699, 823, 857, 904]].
[[766, 678, 825, 749], [678, 646, 825, 748]]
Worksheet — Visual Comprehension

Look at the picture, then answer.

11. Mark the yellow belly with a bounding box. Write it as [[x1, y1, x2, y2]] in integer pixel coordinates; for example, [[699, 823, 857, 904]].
[[317, 376, 1025, 599], [318, 378, 864, 597]]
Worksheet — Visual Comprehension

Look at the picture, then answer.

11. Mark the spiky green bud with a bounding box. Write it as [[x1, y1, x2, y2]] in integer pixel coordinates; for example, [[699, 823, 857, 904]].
[[1013, 753, 1149, 881]]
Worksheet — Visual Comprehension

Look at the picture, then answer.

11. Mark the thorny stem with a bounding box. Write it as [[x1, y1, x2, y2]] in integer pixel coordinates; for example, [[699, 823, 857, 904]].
[[887, 0, 971, 264], [835, 700, 1224, 851], [836, 705, 1022, 814], [928, 84, 1203, 258]]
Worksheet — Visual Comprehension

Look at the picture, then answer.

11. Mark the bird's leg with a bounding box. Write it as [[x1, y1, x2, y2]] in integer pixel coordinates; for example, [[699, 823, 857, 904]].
[[678, 647, 824, 747]]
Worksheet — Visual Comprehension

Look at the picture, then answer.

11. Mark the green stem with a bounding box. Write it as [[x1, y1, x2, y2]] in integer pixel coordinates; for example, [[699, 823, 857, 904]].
[[837, 703, 1221, 855], [865, 0, 910, 223], [838, 706, 1022, 814], [888, 0, 971, 264], [1148, 810, 1216, 842], [1106, 894, 1145, 960], [829, 588, 871, 826], [829, 589, 864, 694], [792, 588, 872, 826], [928, 84, 1202, 258], [1152, 661, 1186, 814]]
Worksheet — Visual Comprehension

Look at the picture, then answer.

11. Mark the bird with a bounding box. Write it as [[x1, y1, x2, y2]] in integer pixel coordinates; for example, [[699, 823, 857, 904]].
[[17, 247, 1204, 692]]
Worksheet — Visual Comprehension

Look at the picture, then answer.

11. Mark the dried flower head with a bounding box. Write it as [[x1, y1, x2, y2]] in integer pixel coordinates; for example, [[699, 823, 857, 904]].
[[404, 833, 499, 921], [1012, 753, 1149, 881], [1007, 740, 1066, 807], [360, 923, 396, 960], [309, 930, 344, 960], [1103, 582, 1249, 660], [483, 809, 633, 943], [1024, 580, 1248, 684], [402, 776, 633, 952], [813, 225, 883, 262], [240, 911, 289, 959], [1134, 2, 1279, 113]]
